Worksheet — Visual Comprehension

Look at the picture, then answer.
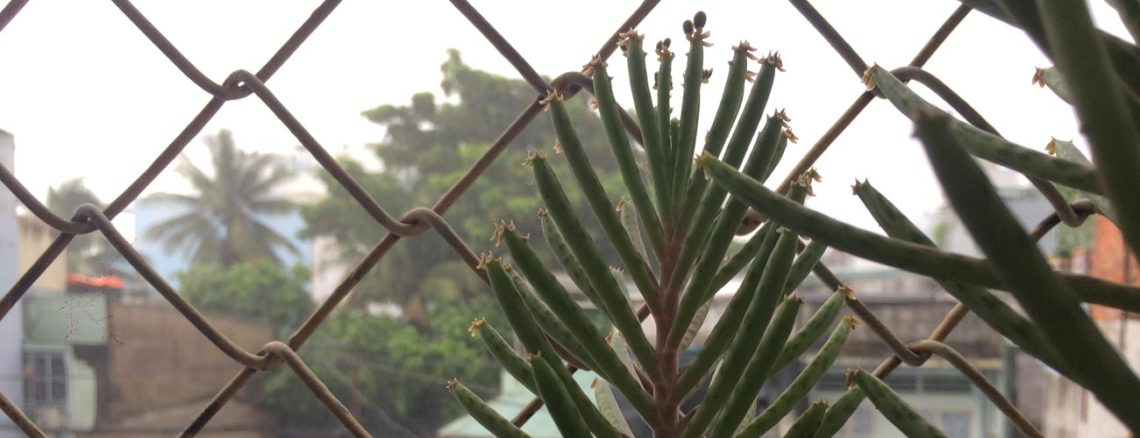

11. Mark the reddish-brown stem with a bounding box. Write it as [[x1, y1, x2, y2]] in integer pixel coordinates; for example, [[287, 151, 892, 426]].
[[649, 228, 688, 435]]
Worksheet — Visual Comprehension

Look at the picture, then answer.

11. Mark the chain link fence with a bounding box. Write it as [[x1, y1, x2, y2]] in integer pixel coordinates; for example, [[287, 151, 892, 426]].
[[0, 0, 1072, 436]]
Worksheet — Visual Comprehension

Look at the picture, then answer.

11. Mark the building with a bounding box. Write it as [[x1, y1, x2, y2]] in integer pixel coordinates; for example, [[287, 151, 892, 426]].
[[434, 162, 1059, 437], [6, 162, 281, 436], [0, 129, 24, 438], [795, 263, 1012, 438], [18, 273, 278, 437], [1039, 215, 1140, 438]]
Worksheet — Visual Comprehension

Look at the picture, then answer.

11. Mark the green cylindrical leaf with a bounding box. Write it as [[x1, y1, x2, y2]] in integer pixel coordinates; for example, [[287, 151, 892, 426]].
[[592, 60, 666, 255], [485, 257, 560, 361], [619, 199, 651, 265], [626, 32, 672, 226], [670, 29, 706, 212], [915, 110, 1140, 431], [547, 98, 662, 312], [485, 257, 625, 436], [539, 210, 604, 310], [737, 316, 855, 438], [668, 119, 789, 347], [447, 379, 531, 438], [852, 179, 1071, 377], [782, 239, 827, 295], [707, 295, 802, 437], [500, 224, 657, 421], [508, 266, 598, 371], [783, 400, 829, 438], [814, 387, 866, 438], [674, 224, 778, 398], [772, 288, 847, 373], [760, 131, 789, 184], [867, 65, 1103, 194], [695, 152, 1140, 312], [669, 115, 786, 295], [1036, 0, 1140, 265], [852, 370, 948, 438], [1045, 138, 1118, 223], [530, 155, 660, 381], [471, 318, 536, 394], [655, 42, 675, 218], [530, 355, 593, 437], [674, 44, 752, 234], [709, 221, 773, 292]]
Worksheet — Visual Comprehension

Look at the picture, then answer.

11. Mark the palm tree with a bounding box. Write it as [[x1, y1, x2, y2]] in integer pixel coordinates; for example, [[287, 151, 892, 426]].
[[47, 177, 122, 275], [145, 130, 299, 266]]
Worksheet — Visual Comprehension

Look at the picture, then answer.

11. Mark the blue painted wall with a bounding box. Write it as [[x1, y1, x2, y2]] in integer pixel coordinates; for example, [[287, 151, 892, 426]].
[[131, 196, 313, 291]]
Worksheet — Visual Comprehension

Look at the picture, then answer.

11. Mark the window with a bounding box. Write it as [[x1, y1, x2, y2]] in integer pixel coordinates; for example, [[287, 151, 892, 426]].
[[23, 351, 66, 410], [922, 374, 972, 393], [941, 412, 971, 438], [832, 407, 875, 438]]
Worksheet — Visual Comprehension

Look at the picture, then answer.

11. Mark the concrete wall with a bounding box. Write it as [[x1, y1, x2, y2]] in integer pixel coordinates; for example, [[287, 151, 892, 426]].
[[100, 301, 274, 427], [0, 130, 23, 438], [17, 215, 67, 292]]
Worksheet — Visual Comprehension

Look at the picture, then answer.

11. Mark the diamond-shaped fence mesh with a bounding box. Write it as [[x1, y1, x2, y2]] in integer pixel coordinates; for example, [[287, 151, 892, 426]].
[[0, 1, 1066, 436]]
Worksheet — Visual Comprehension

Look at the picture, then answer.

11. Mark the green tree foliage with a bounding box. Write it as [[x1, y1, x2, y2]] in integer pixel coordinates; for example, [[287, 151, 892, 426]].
[[145, 129, 299, 266], [261, 299, 504, 437], [46, 177, 122, 276], [287, 50, 630, 435], [301, 49, 626, 314], [177, 260, 313, 330]]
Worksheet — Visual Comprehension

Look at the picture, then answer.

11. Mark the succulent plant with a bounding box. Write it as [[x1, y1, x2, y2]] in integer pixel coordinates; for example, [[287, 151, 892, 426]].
[[451, 2, 1140, 436], [446, 12, 857, 437], [697, 1, 1140, 435]]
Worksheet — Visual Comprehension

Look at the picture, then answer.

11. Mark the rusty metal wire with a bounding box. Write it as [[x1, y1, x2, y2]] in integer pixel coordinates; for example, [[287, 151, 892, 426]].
[[0, 0, 1090, 436]]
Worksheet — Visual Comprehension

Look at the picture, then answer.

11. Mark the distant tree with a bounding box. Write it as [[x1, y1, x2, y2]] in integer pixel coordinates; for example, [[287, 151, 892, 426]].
[[287, 50, 635, 435], [145, 130, 298, 266], [261, 299, 503, 437], [46, 177, 121, 276], [177, 259, 313, 330], [302, 50, 626, 316]]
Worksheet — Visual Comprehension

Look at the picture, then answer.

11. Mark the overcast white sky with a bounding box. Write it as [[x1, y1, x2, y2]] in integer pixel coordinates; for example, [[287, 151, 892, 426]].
[[0, 0, 1129, 236]]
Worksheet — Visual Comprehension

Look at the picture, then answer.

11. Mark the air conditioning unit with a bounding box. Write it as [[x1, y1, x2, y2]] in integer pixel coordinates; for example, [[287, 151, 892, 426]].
[[32, 405, 64, 429]]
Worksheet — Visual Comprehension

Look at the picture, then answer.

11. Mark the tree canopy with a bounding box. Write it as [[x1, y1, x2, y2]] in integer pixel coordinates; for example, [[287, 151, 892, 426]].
[[46, 177, 122, 276], [302, 49, 627, 316], [177, 259, 313, 330], [145, 129, 299, 266]]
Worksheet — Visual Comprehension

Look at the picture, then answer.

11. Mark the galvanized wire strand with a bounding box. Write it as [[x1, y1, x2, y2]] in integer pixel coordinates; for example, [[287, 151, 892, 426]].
[[0, 96, 225, 325], [183, 69, 638, 437], [0, 0, 1091, 435], [808, 260, 927, 366], [0, 0, 29, 33], [787, 0, 868, 78], [774, 5, 970, 196], [909, 340, 1044, 438], [111, 0, 343, 101], [888, 66, 1086, 227], [552, 71, 646, 145], [235, 71, 428, 237], [263, 341, 371, 438], [0, 166, 94, 234], [0, 388, 43, 438], [448, 0, 548, 94], [856, 203, 1095, 437], [79, 205, 274, 369]]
